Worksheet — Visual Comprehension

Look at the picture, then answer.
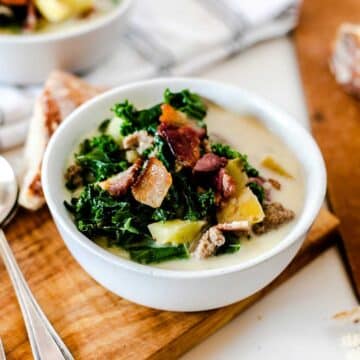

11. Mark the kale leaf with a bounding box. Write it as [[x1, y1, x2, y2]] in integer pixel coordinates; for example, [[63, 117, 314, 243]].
[[247, 182, 265, 204], [171, 171, 216, 221], [164, 88, 207, 121], [74, 134, 128, 183], [98, 118, 111, 133], [112, 101, 162, 136], [216, 233, 241, 255], [211, 143, 259, 177], [129, 244, 189, 264], [65, 184, 190, 264]]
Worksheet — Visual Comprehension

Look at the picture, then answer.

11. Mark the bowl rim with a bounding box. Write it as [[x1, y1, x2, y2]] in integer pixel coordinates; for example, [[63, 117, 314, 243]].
[[42, 77, 327, 279], [0, 0, 132, 44]]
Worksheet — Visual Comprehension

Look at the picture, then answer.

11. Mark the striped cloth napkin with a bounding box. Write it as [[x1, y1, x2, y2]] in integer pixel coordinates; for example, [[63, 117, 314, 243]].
[[0, 0, 299, 151]]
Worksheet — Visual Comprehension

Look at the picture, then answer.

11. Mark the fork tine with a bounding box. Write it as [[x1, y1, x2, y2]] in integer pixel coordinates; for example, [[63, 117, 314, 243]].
[[0, 338, 6, 360]]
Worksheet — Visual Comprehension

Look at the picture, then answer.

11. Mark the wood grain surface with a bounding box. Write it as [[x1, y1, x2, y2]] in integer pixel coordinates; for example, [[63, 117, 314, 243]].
[[0, 207, 338, 359], [294, 0, 360, 298]]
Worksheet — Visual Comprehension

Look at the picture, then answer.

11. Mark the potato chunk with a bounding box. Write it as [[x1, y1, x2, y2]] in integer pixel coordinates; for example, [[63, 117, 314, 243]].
[[148, 220, 206, 245], [35, 0, 72, 22], [35, 0, 92, 23], [217, 187, 265, 224], [63, 0, 93, 13], [225, 158, 248, 194], [132, 157, 172, 208]]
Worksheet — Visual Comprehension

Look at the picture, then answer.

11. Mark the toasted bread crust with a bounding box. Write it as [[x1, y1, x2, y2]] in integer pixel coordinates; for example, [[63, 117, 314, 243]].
[[19, 71, 102, 210]]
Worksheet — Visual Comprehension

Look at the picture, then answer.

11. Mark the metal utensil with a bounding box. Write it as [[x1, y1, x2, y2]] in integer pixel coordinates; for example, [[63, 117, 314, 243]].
[[0, 156, 73, 360], [0, 337, 6, 360]]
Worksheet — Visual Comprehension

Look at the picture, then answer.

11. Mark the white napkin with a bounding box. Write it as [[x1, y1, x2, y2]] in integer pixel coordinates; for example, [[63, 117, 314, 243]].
[[0, 0, 299, 151]]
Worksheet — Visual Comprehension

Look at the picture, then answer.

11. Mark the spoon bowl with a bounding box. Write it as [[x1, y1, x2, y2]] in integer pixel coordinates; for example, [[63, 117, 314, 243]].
[[0, 156, 18, 226]]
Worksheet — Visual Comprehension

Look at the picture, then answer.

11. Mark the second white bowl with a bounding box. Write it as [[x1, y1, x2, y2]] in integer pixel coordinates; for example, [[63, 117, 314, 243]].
[[0, 0, 132, 85]]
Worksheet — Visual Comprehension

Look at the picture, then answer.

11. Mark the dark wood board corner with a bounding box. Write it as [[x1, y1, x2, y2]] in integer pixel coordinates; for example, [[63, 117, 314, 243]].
[[294, 0, 360, 300]]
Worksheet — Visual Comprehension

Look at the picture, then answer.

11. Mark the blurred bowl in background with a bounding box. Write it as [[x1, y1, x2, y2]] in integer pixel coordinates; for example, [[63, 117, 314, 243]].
[[0, 0, 132, 85]]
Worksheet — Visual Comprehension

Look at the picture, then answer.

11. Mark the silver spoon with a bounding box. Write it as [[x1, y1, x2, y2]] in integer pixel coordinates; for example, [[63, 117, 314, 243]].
[[0, 337, 5, 360], [0, 156, 73, 360]]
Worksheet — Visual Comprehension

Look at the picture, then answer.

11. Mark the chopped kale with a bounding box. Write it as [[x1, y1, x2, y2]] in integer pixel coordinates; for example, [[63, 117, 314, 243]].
[[216, 233, 241, 255], [65, 184, 190, 264], [164, 88, 207, 122], [210, 143, 240, 159], [98, 118, 111, 133], [112, 101, 162, 136], [172, 172, 216, 221], [129, 244, 189, 264], [151, 134, 174, 170], [211, 143, 259, 177], [75, 134, 128, 183], [247, 182, 265, 204]]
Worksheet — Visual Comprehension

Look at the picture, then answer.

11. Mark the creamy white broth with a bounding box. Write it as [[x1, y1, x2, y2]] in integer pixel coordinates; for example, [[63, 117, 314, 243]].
[[97, 104, 305, 271]]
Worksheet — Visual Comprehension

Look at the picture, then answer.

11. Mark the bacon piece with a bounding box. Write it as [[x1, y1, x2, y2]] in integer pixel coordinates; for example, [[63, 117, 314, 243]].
[[193, 153, 227, 173], [160, 104, 206, 138], [132, 157, 172, 208], [159, 123, 201, 168], [214, 168, 236, 199], [99, 160, 142, 197]]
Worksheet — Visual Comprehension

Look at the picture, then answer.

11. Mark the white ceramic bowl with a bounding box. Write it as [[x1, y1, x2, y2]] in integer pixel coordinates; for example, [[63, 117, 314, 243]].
[[0, 0, 132, 85], [42, 78, 326, 312]]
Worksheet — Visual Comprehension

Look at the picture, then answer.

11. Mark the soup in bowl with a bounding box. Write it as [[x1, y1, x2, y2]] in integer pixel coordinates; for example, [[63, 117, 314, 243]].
[[0, 0, 119, 34], [0, 0, 132, 84], [42, 78, 326, 311]]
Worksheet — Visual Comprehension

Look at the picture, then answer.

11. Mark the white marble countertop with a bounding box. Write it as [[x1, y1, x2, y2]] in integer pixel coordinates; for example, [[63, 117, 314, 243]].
[[182, 37, 358, 360]]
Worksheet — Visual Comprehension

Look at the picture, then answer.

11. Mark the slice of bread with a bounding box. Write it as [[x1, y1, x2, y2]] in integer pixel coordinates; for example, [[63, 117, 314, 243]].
[[19, 70, 102, 210]]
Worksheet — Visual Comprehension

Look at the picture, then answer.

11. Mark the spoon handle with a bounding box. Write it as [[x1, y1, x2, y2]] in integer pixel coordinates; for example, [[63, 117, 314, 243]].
[[0, 229, 73, 360]]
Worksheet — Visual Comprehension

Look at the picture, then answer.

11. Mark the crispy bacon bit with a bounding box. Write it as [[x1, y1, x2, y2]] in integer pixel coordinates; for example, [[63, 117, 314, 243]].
[[160, 104, 206, 138], [99, 160, 142, 197], [268, 178, 281, 190], [159, 123, 201, 168], [214, 168, 236, 199], [132, 157, 172, 208], [252, 202, 295, 235], [193, 153, 227, 173], [123, 130, 154, 154]]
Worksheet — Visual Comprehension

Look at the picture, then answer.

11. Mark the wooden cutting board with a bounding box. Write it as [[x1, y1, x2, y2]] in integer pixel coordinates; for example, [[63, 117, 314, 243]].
[[294, 0, 360, 298], [0, 207, 338, 359]]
